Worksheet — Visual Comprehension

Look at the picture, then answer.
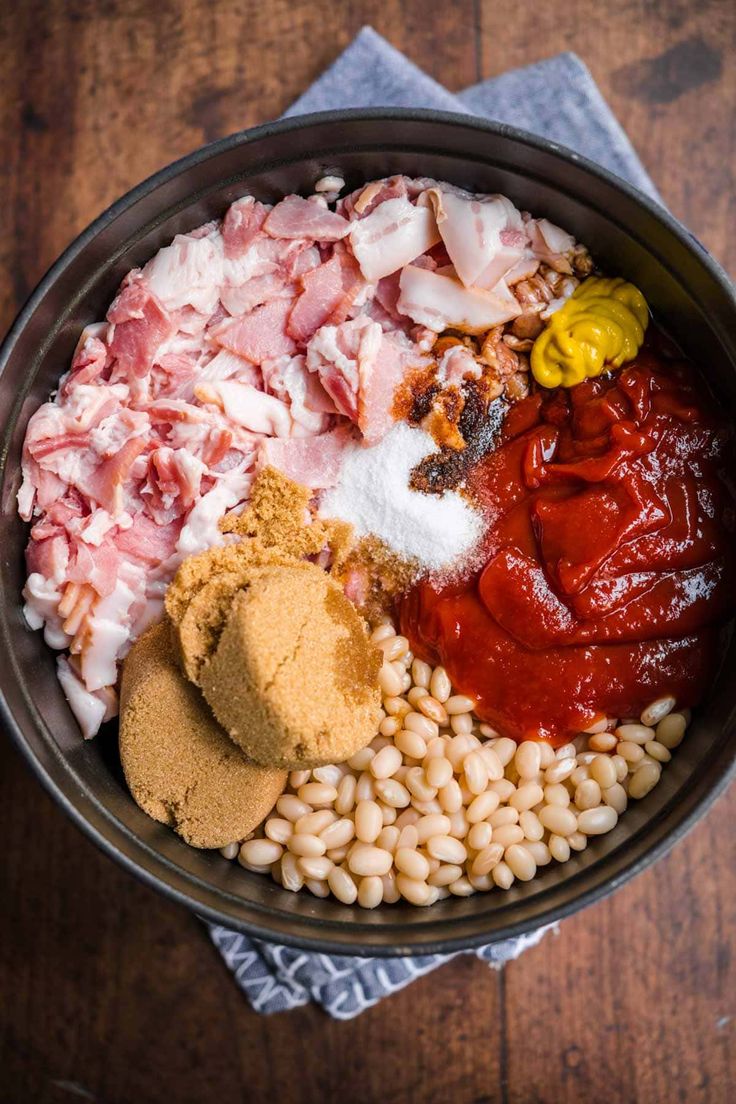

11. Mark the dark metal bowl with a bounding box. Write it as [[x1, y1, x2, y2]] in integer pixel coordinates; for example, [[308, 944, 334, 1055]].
[[2, 109, 735, 955]]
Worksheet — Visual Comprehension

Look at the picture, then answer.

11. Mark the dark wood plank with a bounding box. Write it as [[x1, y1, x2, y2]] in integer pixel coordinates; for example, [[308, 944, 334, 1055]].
[[476, 6, 736, 1100], [504, 789, 736, 1104], [1, 2, 734, 1103], [478, 0, 736, 273], [0, 737, 503, 1104]]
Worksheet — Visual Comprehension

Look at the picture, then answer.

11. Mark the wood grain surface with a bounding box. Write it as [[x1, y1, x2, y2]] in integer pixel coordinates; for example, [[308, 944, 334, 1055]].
[[1, 2, 734, 1101]]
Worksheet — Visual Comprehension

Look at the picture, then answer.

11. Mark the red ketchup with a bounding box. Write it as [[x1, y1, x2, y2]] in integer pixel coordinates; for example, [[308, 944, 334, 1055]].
[[400, 347, 736, 744]]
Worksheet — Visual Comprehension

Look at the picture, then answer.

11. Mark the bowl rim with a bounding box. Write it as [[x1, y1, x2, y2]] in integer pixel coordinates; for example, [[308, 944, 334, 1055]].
[[2, 106, 735, 956]]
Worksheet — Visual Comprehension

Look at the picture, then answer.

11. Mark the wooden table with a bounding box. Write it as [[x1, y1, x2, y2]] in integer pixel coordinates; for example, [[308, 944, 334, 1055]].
[[1, 3, 734, 1101]]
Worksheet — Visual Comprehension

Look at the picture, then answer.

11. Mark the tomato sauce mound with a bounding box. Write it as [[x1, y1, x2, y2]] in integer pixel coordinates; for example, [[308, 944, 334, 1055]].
[[400, 344, 736, 744]]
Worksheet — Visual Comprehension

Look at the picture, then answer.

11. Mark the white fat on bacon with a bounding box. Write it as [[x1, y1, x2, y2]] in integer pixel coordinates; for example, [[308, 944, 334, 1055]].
[[176, 469, 254, 557], [350, 197, 441, 282], [195, 380, 294, 437], [426, 189, 527, 289], [23, 574, 71, 648], [57, 657, 108, 740], [398, 264, 522, 333], [143, 232, 224, 315], [80, 572, 140, 692]]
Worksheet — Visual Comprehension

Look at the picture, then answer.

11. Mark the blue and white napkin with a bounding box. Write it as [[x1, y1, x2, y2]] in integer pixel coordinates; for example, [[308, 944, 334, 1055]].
[[207, 26, 659, 1018]]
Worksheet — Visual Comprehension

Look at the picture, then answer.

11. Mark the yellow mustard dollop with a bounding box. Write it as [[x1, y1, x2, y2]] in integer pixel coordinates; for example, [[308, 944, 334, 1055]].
[[531, 276, 649, 389]]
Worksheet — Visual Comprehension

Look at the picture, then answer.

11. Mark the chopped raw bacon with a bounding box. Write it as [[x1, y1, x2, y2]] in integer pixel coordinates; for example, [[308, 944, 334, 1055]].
[[66, 538, 121, 598], [61, 335, 109, 396], [149, 352, 198, 397], [349, 196, 440, 282], [264, 195, 351, 241], [82, 435, 149, 515], [200, 425, 233, 468], [259, 426, 354, 489], [426, 189, 527, 289], [222, 196, 270, 257], [526, 217, 575, 273], [144, 447, 205, 521], [107, 275, 174, 387], [57, 658, 107, 739], [196, 380, 293, 437], [306, 317, 383, 423], [146, 399, 207, 424], [287, 254, 364, 344], [115, 515, 182, 565], [398, 264, 522, 333], [437, 344, 481, 385], [26, 533, 69, 583], [358, 334, 431, 444], [261, 354, 335, 435], [143, 232, 223, 315], [213, 296, 297, 363], [220, 272, 296, 317], [340, 175, 409, 218]]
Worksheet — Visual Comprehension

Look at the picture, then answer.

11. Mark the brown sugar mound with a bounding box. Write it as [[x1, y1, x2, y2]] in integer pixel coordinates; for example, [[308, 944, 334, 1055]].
[[199, 562, 383, 770], [120, 622, 286, 848], [174, 566, 269, 683]]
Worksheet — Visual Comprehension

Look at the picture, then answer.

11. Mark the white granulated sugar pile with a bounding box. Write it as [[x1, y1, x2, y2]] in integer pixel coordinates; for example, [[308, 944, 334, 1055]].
[[320, 423, 483, 571]]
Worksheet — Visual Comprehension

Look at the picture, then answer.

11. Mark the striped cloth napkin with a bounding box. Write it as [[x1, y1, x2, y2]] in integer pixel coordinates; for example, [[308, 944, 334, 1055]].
[[208, 25, 659, 1019]]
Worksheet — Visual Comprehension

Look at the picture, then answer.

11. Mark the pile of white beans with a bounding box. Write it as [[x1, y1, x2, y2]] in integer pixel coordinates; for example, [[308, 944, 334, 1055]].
[[221, 621, 689, 907]]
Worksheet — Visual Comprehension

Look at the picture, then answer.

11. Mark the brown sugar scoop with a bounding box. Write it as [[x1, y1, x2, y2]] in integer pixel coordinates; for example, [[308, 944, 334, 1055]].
[[120, 623, 286, 848], [194, 563, 382, 770]]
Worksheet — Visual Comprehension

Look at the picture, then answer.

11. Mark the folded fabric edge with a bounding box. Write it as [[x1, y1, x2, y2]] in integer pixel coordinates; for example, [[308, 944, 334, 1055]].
[[284, 25, 473, 118]]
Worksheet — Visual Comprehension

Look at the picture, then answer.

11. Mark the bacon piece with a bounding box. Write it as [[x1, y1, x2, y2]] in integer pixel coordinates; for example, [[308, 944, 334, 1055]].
[[358, 334, 427, 444], [143, 231, 223, 315], [264, 195, 351, 241], [66, 537, 121, 598], [436, 344, 481, 386], [145, 447, 205, 521], [57, 658, 107, 739], [306, 318, 383, 423], [195, 380, 293, 437], [198, 349, 261, 388], [30, 493, 85, 540], [398, 265, 522, 333], [80, 574, 139, 692], [426, 189, 527, 289], [18, 458, 66, 517], [222, 196, 270, 257], [262, 354, 335, 435], [341, 175, 410, 218], [525, 218, 575, 274], [146, 399, 206, 424], [107, 275, 174, 382], [220, 272, 296, 318], [61, 335, 109, 397], [374, 271, 402, 319], [213, 297, 297, 363], [27, 431, 91, 462], [177, 469, 253, 557], [287, 254, 364, 344], [349, 196, 440, 282], [83, 435, 149, 515], [115, 515, 183, 565], [200, 426, 233, 468], [259, 426, 353, 489], [26, 533, 70, 583], [149, 352, 198, 396]]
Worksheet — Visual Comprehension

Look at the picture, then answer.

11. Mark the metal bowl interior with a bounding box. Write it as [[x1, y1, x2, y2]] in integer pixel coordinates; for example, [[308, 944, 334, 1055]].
[[1, 109, 735, 955]]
